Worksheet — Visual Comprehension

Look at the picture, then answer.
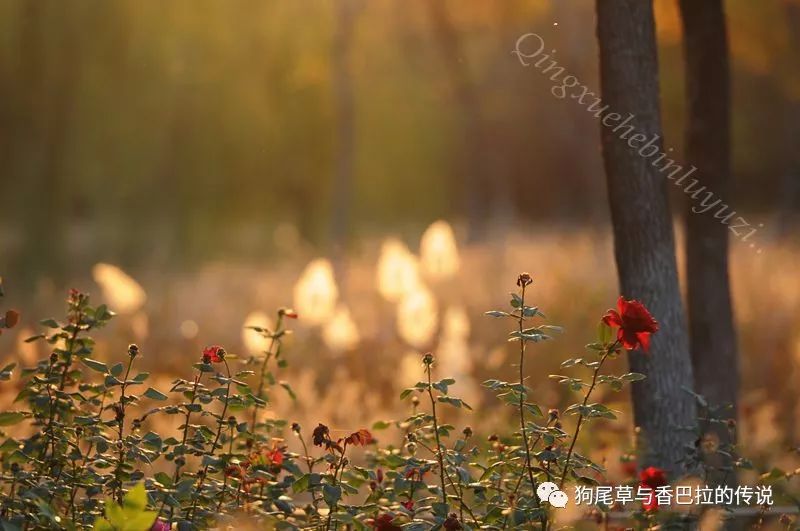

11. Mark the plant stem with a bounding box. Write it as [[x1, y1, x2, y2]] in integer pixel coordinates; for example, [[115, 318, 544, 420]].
[[324, 442, 349, 531], [515, 283, 546, 530], [188, 359, 233, 522], [425, 360, 447, 507], [298, 432, 321, 516], [216, 423, 236, 513], [164, 371, 204, 519], [558, 341, 617, 490], [114, 355, 135, 503], [250, 315, 283, 437]]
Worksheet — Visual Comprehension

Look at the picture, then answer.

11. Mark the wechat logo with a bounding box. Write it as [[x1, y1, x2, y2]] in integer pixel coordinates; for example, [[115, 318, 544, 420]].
[[537, 481, 569, 508]]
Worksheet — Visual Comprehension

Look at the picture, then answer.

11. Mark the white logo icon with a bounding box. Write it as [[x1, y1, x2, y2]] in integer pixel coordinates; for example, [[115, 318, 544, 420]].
[[537, 481, 569, 508]]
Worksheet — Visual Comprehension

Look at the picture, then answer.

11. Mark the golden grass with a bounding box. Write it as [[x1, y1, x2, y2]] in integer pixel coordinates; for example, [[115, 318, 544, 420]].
[[1, 222, 798, 484]]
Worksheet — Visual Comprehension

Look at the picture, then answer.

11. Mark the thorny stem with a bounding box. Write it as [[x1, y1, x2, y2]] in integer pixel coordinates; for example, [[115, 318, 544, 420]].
[[164, 370, 204, 519], [188, 359, 233, 522], [250, 314, 284, 437], [298, 430, 321, 516], [216, 423, 237, 513], [113, 354, 135, 503], [501, 418, 556, 530], [558, 340, 618, 490], [58, 304, 83, 391], [66, 388, 108, 516], [515, 283, 547, 529], [417, 437, 478, 525], [324, 441, 350, 531], [425, 358, 448, 507]]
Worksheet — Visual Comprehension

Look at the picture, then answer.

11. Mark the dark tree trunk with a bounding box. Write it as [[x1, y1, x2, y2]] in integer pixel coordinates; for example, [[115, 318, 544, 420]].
[[777, 0, 800, 234], [595, 0, 697, 475], [678, 0, 739, 481]]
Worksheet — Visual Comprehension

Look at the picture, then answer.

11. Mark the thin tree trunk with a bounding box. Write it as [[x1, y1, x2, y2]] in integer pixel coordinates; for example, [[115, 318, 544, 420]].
[[329, 0, 358, 266], [595, 0, 697, 475], [426, 0, 488, 240], [678, 0, 739, 484]]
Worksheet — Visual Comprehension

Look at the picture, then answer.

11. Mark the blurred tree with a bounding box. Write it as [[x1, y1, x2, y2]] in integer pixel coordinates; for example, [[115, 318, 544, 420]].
[[678, 0, 739, 483], [329, 0, 359, 261], [777, 0, 800, 233], [595, 0, 697, 474], [426, 0, 490, 240]]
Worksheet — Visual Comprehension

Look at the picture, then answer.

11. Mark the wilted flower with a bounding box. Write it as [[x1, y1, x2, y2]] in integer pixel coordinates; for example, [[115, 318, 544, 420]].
[[3, 309, 19, 329], [517, 272, 533, 288], [602, 296, 659, 352], [312, 423, 330, 447], [202, 345, 226, 364], [443, 513, 463, 530], [371, 513, 402, 531]]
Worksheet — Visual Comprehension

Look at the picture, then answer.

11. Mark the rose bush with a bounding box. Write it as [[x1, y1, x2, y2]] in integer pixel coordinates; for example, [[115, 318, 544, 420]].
[[0, 275, 761, 529]]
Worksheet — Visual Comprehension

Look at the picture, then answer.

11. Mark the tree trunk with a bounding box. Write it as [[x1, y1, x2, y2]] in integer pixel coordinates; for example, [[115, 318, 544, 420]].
[[329, 0, 358, 265], [595, 0, 697, 475], [426, 0, 489, 240], [678, 0, 739, 481]]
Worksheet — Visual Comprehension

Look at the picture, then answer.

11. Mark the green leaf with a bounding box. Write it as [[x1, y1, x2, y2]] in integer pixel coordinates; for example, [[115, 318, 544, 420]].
[[437, 396, 472, 410], [280, 381, 296, 400], [111, 362, 125, 378], [82, 358, 109, 374], [400, 388, 416, 400], [621, 372, 646, 382], [292, 473, 310, 494], [0, 411, 28, 426], [597, 321, 613, 345], [322, 484, 342, 506], [40, 319, 60, 328], [143, 388, 167, 401]]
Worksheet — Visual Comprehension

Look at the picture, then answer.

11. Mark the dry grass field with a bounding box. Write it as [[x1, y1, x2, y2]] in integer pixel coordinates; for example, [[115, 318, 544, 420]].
[[2, 222, 797, 501]]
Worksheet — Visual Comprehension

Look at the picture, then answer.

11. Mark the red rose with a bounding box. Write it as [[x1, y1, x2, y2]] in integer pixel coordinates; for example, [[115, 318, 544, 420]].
[[202, 345, 226, 363], [639, 466, 667, 489], [602, 296, 659, 352], [638, 466, 667, 512], [266, 448, 284, 466]]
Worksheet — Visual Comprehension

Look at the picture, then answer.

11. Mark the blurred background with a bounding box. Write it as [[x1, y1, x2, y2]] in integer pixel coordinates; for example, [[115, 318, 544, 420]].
[[0, 0, 799, 486]]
